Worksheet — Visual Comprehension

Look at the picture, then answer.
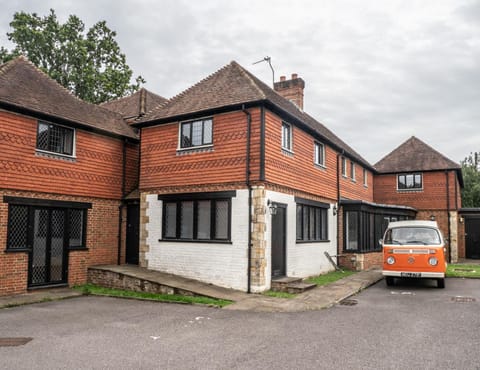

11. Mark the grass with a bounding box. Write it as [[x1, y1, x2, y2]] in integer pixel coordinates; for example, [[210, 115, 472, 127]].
[[446, 264, 480, 279], [263, 291, 296, 299], [73, 284, 232, 307], [306, 269, 356, 286]]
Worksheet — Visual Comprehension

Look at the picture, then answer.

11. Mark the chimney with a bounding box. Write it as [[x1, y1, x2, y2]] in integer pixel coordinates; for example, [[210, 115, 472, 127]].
[[274, 73, 305, 110]]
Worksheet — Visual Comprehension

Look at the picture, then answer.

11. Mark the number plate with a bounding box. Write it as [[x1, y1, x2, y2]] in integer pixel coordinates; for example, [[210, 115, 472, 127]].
[[400, 272, 421, 278]]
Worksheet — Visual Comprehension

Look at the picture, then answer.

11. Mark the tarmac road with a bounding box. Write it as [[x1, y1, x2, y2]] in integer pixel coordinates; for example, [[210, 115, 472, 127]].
[[1, 278, 479, 370]]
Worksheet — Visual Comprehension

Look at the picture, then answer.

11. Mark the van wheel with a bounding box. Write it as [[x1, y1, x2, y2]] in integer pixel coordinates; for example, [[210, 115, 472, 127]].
[[385, 277, 394, 286], [437, 278, 445, 289]]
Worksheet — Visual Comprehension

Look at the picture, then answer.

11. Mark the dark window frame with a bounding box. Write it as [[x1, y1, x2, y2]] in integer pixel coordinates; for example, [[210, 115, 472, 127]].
[[160, 192, 234, 243], [179, 118, 213, 149], [397, 173, 423, 191], [36, 121, 75, 156], [295, 199, 329, 243]]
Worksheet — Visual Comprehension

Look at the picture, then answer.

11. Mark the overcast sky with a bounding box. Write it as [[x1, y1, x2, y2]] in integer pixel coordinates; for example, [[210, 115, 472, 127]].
[[1, 0, 479, 164]]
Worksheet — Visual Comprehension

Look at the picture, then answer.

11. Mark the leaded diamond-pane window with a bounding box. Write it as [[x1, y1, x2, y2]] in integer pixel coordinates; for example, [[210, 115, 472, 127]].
[[69, 209, 84, 248], [7, 205, 29, 249], [180, 118, 213, 149], [37, 121, 75, 156]]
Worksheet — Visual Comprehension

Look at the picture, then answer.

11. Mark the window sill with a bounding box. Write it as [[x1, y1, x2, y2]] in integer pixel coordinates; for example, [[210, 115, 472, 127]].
[[35, 149, 76, 162], [159, 239, 232, 244], [396, 188, 424, 192], [281, 148, 294, 157], [176, 145, 214, 155], [351, 179, 356, 183], [296, 240, 331, 244], [69, 246, 88, 251], [4, 248, 30, 253], [314, 163, 327, 170]]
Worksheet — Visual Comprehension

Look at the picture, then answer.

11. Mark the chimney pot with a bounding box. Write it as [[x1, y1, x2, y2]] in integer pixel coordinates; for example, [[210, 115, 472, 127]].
[[280, 76, 286, 81], [291, 73, 298, 79]]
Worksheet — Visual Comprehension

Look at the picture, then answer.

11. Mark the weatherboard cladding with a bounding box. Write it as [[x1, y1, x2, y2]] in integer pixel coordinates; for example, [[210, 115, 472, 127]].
[[0, 56, 137, 139], [135, 61, 372, 170]]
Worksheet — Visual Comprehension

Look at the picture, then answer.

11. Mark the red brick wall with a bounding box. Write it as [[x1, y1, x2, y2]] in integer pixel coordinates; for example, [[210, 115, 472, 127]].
[[0, 189, 121, 296], [140, 109, 261, 192], [0, 110, 129, 199]]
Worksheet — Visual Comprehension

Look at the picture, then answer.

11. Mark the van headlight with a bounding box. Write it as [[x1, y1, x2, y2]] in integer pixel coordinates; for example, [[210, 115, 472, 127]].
[[428, 257, 438, 266], [386, 256, 395, 265]]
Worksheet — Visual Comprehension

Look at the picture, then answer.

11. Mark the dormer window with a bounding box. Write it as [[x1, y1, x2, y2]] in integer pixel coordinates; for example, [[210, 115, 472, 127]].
[[180, 118, 213, 149], [36, 121, 75, 156]]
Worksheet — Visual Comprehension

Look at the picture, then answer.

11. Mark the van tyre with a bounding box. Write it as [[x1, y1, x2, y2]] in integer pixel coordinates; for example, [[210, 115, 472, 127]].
[[385, 276, 394, 286], [437, 278, 445, 289]]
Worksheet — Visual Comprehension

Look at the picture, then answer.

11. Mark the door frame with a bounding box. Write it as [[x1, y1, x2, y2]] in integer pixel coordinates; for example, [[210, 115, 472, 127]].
[[271, 202, 287, 278], [465, 216, 480, 259], [125, 201, 140, 265]]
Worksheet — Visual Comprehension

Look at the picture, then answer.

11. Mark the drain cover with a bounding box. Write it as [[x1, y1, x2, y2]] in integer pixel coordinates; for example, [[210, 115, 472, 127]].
[[0, 337, 33, 347], [451, 296, 476, 303], [339, 299, 358, 306]]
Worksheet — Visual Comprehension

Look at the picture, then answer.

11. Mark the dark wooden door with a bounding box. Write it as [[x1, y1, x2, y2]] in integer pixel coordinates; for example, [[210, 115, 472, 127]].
[[271, 204, 287, 277], [465, 217, 480, 259], [28, 208, 68, 287], [126, 204, 140, 264]]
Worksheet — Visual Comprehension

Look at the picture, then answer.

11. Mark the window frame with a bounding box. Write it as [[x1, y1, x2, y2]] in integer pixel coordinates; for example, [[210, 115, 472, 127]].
[[281, 121, 293, 152], [295, 198, 329, 243], [341, 157, 347, 177], [159, 192, 235, 243], [314, 141, 326, 167], [36, 120, 76, 157], [179, 117, 213, 150], [397, 173, 423, 191], [363, 168, 368, 187], [350, 161, 356, 181]]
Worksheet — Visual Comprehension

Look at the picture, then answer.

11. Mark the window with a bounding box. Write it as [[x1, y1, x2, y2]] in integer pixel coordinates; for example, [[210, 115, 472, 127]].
[[37, 121, 74, 156], [161, 193, 233, 242], [6, 204, 88, 251], [296, 202, 328, 242], [350, 161, 356, 181], [341, 157, 347, 177], [397, 173, 422, 190], [363, 169, 368, 187], [180, 118, 213, 149], [281, 122, 292, 151], [345, 212, 359, 250], [314, 142, 325, 167]]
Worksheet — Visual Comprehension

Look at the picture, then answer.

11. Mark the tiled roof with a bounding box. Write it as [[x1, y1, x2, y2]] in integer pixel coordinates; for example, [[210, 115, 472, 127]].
[[374, 136, 461, 173], [101, 88, 167, 121], [0, 56, 137, 139], [136, 61, 372, 169]]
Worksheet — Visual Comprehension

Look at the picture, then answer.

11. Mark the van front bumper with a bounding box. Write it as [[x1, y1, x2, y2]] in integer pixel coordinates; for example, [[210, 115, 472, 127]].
[[383, 271, 445, 278]]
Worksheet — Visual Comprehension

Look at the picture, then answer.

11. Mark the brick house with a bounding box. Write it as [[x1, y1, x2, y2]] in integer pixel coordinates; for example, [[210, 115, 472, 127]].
[[0, 57, 139, 296], [132, 62, 417, 292], [374, 136, 464, 262]]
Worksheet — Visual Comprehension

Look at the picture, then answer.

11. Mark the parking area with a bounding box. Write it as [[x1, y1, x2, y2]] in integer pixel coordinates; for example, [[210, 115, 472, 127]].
[[1, 278, 480, 369]]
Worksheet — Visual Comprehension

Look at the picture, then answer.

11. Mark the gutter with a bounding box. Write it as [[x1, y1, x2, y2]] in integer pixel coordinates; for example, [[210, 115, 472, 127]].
[[242, 105, 252, 293]]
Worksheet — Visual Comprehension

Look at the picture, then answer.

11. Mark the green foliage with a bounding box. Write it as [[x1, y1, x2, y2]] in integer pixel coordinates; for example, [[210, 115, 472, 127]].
[[461, 152, 480, 207], [446, 264, 480, 278], [0, 9, 144, 104], [74, 284, 232, 307], [263, 291, 296, 299], [306, 269, 355, 286]]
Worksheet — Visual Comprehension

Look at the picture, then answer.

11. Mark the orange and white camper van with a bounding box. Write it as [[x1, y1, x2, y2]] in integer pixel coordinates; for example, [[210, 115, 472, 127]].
[[382, 220, 447, 288]]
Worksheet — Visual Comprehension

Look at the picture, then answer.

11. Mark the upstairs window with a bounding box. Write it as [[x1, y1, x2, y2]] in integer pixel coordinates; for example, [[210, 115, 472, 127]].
[[363, 168, 368, 187], [37, 121, 74, 156], [314, 142, 325, 167], [350, 161, 356, 181], [180, 118, 213, 149], [341, 157, 347, 177], [398, 173, 422, 190], [281, 122, 293, 151]]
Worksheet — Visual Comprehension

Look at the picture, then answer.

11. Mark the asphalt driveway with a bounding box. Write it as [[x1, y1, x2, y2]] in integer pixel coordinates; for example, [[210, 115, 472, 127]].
[[1, 278, 480, 369]]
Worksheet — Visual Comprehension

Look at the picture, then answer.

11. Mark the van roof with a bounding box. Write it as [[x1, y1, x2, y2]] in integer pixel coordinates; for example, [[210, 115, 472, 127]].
[[387, 220, 439, 228]]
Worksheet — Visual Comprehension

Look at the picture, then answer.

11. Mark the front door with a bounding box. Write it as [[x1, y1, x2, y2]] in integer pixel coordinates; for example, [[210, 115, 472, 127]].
[[28, 208, 68, 287], [126, 203, 140, 265], [271, 203, 287, 277], [465, 217, 480, 259]]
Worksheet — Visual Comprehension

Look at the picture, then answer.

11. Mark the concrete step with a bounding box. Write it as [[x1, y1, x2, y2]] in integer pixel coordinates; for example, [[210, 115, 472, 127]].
[[271, 277, 316, 293], [286, 282, 317, 294]]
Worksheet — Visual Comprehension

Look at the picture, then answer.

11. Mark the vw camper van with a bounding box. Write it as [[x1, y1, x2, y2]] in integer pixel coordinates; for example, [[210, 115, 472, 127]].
[[382, 220, 447, 288]]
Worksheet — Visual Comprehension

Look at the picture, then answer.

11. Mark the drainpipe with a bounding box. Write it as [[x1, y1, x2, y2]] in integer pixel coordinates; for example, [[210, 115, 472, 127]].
[[446, 170, 452, 263], [117, 138, 128, 265], [336, 151, 344, 266], [242, 105, 252, 293]]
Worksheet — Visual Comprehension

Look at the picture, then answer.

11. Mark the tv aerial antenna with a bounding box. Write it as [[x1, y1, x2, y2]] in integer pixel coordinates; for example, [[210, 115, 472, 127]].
[[253, 56, 275, 87]]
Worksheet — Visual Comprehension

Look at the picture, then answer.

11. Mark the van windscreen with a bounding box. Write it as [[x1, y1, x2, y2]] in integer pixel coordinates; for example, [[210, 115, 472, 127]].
[[384, 227, 441, 245]]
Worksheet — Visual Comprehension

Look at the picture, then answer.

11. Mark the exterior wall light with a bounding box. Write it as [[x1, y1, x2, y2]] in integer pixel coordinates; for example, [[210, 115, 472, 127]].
[[430, 214, 436, 221], [267, 199, 278, 215], [332, 204, 338, 216]]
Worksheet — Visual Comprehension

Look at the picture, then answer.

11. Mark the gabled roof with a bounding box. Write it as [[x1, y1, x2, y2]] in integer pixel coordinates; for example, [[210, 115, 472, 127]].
[[101, 88, 167, 121], [375, 136, 460, 173], [135, 61, 372, 169], [0, 56, 137, 139]]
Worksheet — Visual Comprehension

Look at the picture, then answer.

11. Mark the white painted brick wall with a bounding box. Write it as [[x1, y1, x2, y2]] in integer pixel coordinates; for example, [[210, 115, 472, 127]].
[[265, 191, 337, 288], [145, 190, 249, 291]]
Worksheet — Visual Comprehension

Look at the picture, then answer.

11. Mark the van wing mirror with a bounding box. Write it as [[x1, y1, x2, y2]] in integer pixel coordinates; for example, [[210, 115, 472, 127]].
[[378, 238, 383, 246]]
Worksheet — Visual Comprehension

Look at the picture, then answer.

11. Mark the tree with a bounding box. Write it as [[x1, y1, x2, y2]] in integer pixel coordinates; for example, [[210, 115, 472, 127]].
[[0, 9, 144, 104], [461, 152, 480, 207]]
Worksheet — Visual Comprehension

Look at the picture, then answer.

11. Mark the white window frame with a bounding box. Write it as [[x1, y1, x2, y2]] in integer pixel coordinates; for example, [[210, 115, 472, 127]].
[[314, 142, 325, 167], [341, 157, 347, 177], [281, 122, 293, 152], [36, 121, 76, 158], [363, 168, 368, 187], [350, 161, 356, 181]]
